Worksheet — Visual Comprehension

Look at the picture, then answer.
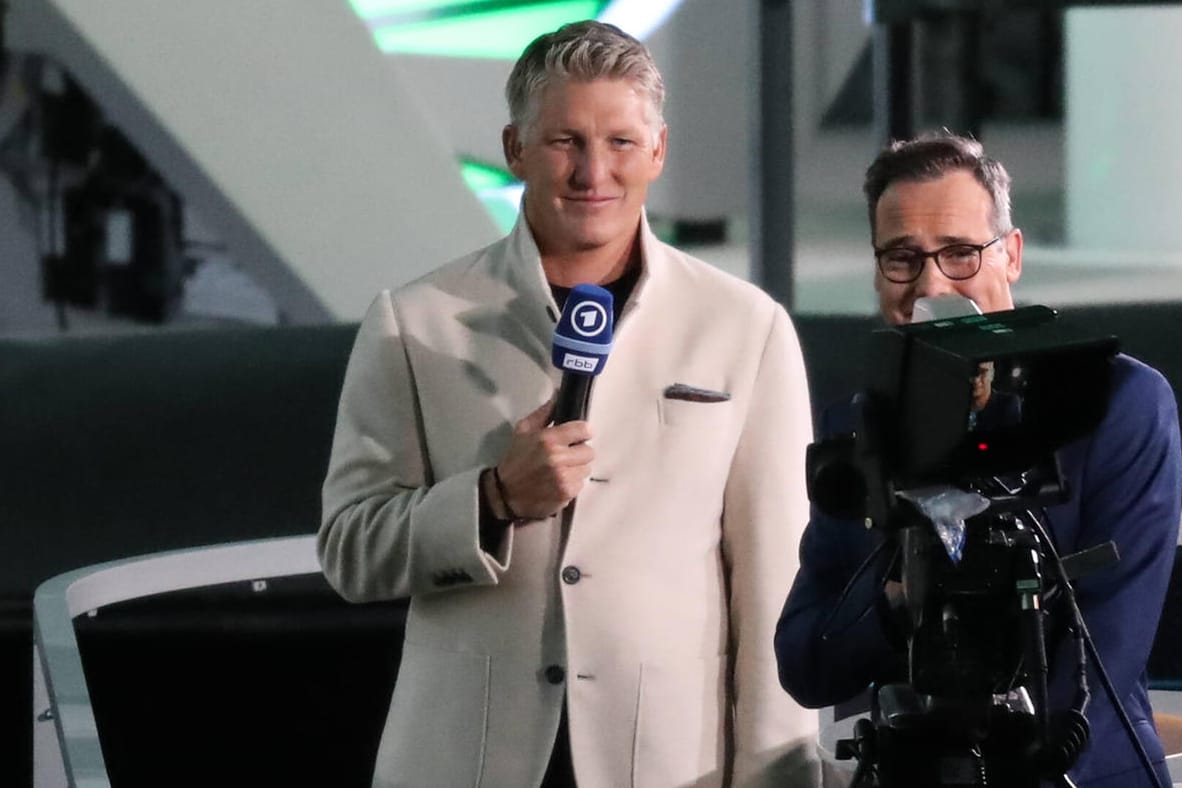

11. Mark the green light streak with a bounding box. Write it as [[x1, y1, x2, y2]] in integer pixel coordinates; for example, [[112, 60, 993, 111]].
[[373, 2, 604, 59], [350, 0, 451, 16], [480, 195, 522, 235], [460, 159, 521, 234], [460, 159, 517, 192]]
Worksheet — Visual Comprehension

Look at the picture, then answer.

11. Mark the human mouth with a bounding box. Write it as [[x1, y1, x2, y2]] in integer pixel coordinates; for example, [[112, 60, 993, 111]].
[[564, 195, 617, 206]]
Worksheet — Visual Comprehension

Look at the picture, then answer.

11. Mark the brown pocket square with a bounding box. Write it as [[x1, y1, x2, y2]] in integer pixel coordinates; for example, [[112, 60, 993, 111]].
[[663, 383, 731, 403]]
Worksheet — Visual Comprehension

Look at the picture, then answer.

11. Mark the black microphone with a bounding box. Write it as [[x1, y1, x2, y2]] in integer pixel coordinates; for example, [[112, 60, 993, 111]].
[[550, 284, 614, 424]]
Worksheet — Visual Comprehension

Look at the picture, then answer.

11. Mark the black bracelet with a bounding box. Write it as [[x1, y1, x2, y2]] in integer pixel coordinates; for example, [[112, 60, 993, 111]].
[[491, 466, 522, 522]]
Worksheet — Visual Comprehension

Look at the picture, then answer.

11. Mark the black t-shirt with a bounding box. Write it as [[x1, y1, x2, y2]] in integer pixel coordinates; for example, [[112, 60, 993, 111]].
[[548, 264, 640, 324]]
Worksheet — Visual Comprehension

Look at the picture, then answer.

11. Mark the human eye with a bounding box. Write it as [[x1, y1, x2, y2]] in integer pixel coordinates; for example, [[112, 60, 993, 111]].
[[877, 248, 919, 280], [940, 245, 979, 269], [610, 136, 637, 149], [881, 247, 920, 267]]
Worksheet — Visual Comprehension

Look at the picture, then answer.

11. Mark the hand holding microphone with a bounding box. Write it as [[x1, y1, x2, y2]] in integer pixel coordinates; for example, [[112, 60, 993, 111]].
[[550, 283, 614, 424], [487, 285, 614, 521]]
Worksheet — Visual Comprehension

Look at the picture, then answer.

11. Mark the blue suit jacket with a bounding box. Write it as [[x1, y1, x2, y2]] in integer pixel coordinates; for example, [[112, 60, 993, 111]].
[[776, 354, 1181, 787]]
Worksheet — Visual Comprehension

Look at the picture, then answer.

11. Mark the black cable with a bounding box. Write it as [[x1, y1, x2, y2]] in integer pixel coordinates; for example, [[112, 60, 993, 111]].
[[1028, 507, 1091, 780], [1028, 510, 1165, 787], [1024, 589, 1051, 738], [1077, 617, 1164, 787], [1027, 511, 1089, 714]]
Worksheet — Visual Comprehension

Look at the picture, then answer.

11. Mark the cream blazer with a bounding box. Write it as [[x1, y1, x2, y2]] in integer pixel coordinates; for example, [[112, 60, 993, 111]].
[[320, 215, 819, 788]]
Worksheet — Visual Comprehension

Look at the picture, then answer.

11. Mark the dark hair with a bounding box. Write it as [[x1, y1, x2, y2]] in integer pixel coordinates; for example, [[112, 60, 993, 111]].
[[863, 132, 1013, 237], [505, 20, 665, 140]]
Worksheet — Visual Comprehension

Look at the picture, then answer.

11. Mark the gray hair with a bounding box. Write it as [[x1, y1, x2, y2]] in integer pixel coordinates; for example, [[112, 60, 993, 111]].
[[505, 20, 665, 139], [863, 131, 1014, 238]]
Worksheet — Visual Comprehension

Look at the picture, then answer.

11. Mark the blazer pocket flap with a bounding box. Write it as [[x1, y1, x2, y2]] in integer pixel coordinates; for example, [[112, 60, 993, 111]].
[[663, 383, 731, 403]]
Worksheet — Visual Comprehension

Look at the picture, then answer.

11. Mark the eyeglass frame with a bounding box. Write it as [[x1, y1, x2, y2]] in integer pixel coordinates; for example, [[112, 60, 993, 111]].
[[873, 233, 1007, 284]]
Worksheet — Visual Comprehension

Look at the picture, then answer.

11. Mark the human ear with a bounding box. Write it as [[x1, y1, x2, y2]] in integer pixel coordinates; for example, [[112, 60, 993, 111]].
[[502, 125, 526, 179], [647, 124, 668, 180], [1004, 228, 1023, 284]]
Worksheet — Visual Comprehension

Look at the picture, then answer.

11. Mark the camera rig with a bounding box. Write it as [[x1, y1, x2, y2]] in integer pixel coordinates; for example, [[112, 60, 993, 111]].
[[806, 305, 1132, 787]]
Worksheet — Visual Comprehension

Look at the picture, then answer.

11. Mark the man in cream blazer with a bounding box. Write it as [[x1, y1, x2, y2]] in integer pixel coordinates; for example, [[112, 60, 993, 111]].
[[320, 20, 818, 788]]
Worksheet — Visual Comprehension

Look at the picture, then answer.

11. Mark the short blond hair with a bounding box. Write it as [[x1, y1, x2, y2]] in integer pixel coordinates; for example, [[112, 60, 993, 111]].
[[505, 20, 665, 140]]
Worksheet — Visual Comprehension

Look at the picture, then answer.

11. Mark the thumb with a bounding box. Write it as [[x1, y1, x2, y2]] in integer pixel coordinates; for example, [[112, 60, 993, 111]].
[[516, 395, 555, 434]]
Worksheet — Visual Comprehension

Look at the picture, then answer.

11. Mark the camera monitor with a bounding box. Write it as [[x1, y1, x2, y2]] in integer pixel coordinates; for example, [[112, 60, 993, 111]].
[[864, 305, 1119, 492]]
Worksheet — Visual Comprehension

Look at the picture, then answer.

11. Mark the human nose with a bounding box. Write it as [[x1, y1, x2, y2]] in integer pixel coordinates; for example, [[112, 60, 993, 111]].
[[912, 254, 957, 296], [571, 144, 608, 189]]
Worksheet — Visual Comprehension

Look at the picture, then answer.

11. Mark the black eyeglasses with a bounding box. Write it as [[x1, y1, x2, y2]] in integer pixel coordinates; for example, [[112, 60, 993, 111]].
[[874, 234, 1005, 284]]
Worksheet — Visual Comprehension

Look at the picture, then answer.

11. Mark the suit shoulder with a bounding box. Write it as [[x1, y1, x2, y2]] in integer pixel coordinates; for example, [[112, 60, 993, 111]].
[[383, 236, 508, 310], [1111, 354, 1176, 409], [1103, 354, 1179, 437], [405, 241, 501, 292], [659, 242, 782, 317]]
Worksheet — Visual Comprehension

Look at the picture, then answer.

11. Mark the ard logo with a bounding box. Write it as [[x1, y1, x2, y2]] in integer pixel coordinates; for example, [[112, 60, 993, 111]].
[[570, 300, 609, 338]]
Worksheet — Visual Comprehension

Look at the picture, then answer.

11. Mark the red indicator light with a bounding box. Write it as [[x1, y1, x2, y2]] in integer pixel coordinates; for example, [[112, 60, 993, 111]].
[[977, 442, 989, 451]]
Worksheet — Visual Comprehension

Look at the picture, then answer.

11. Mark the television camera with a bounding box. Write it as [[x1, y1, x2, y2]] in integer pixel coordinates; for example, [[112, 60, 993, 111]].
[[806, 305, 1129, 787]]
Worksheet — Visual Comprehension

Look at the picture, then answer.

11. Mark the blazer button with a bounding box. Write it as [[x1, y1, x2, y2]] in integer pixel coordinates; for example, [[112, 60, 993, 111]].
[[561, 565, 581, 584], [545, 665, 566, 685]]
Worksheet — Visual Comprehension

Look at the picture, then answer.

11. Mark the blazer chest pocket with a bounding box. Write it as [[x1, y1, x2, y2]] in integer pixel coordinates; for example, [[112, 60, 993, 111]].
[[659, 384, 733, 431]]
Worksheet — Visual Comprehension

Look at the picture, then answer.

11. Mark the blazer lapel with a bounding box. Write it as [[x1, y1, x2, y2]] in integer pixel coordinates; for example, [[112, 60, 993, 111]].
[[492, 213, 561, 377]]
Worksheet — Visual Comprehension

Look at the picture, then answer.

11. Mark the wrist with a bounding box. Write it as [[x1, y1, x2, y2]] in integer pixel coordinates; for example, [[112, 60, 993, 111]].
[[477, 468, 511, 553], [490, 465, 523, 522], [480, 468, 510, 521]]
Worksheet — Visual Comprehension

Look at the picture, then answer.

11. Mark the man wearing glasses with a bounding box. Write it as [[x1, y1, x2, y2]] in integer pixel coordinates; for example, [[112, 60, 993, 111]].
[[775, 132, 1181, 787]]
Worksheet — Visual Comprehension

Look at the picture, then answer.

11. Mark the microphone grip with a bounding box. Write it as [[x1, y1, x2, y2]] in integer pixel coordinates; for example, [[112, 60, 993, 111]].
[[552, 373, 592, 424]]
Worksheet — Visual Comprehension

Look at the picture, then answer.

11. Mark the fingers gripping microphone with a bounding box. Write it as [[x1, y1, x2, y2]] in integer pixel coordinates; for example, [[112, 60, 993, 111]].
[[551, 284, 614, 424]]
